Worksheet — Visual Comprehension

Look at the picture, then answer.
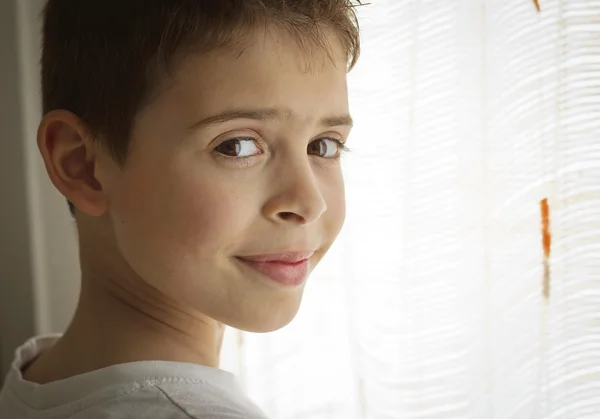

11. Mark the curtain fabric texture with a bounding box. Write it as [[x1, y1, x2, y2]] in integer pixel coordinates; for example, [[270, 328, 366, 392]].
[[220, 1, 600, 418]]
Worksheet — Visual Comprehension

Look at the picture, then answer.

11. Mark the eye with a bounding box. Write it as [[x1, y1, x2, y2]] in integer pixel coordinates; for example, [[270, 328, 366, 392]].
[[214, 137, 262, 158], [307, 138, 346, 159]]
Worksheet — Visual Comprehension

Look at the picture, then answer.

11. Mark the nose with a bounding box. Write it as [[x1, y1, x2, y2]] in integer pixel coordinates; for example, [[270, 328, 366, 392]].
[[262, 159, 328, 225]]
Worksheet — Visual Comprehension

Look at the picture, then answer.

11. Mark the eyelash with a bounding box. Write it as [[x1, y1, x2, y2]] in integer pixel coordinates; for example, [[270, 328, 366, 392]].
[[319, 137, 351, 159], [213, 136, 351, 164], [334, 140, 352, 156]]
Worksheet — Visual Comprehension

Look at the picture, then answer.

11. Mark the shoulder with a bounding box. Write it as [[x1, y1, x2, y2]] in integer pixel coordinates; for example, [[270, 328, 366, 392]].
[[139, 378, 269, 419], [65, 378, 269, 419]]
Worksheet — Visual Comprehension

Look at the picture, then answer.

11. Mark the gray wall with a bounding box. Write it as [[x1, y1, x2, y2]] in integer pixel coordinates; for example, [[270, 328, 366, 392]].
[[0, 0, 79, 382], [0, 0, 37, 383]]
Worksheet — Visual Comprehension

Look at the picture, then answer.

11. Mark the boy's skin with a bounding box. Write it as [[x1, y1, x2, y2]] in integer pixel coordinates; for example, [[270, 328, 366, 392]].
[[24, 27, 351, 384]]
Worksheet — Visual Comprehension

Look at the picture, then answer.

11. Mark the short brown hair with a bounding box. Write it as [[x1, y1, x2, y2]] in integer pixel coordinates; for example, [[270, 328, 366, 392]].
[[41, 0, 362, 167]]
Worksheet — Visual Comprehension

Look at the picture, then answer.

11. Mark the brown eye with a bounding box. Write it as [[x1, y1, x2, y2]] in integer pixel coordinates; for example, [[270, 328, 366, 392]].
[[308, 138, 343, 159], [215, 138, 261, 157]]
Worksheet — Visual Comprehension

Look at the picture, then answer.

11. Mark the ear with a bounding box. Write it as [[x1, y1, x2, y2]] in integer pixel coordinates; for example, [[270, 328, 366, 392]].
[[37, 110, 109, 217]]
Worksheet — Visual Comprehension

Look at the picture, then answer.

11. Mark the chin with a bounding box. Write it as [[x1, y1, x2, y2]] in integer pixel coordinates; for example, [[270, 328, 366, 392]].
[[242, 317, 296, 334], [224, 299, 303, 334]]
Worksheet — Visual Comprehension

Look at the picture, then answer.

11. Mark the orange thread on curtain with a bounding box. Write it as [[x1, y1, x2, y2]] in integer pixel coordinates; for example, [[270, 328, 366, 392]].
[[533, 0, 541, 12], [541, 198, 551, 258], [540, 198, 551, 299]]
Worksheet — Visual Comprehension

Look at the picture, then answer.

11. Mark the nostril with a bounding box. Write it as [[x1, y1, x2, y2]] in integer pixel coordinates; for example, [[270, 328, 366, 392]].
[[278, 212, 304, 223], [279, 212, 294, 220]]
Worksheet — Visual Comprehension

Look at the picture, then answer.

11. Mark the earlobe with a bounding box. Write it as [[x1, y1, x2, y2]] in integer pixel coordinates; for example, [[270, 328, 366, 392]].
[[37, 110, 109, 217]]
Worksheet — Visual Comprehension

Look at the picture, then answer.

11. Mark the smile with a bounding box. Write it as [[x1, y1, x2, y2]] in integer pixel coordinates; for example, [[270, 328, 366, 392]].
[[235, 252, 313, 286]]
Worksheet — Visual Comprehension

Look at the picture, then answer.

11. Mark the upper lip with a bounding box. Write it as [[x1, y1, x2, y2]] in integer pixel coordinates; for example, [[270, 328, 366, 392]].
[[236, 251, 314, 263]]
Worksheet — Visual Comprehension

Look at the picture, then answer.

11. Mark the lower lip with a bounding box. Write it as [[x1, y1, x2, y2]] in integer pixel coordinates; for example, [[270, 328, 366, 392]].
[[236, 258, 309, 286]]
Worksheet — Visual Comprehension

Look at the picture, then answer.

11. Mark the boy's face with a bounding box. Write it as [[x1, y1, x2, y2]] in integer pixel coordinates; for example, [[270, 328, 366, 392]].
[[97, 29, 350, 333]]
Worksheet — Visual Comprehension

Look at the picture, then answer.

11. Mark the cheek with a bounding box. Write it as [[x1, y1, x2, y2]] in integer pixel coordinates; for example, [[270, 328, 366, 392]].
[[108, 159, 248, 282], [165, 179, 247, 251], [323, 172, 346, 237]]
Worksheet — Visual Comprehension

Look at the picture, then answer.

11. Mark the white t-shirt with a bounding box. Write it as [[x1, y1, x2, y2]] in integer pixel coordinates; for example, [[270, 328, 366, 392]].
[[0, 335, 269, 419]]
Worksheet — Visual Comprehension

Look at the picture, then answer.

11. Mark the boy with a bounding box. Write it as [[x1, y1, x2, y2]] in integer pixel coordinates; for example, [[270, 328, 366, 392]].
[[0, 0, 360, 417]]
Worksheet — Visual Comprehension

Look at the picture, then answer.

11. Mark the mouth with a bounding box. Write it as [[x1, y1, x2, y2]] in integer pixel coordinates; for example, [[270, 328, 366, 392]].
[[235, 251, 314, 286]]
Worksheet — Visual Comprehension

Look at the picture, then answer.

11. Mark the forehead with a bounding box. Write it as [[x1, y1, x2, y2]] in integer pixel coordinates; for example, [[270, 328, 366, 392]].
[[159, 28, 350, 125]]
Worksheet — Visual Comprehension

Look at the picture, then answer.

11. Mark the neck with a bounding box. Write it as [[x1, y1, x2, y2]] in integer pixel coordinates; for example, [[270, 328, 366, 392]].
[[24, 261, 225, 384], [69, 273, 225, 366]]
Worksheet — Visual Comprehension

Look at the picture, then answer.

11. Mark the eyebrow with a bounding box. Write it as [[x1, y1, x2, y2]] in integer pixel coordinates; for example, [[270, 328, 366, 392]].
[[188, 108, 354, 130]]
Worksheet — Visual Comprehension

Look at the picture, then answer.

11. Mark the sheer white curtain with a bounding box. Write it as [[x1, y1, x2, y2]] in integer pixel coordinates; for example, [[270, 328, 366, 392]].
[[6, 0, 598, 416], [220, 1, 600, 418]]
